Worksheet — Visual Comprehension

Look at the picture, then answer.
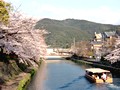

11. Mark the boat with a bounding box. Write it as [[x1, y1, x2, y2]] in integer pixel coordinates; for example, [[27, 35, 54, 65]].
[[85, 68, 113, 83]]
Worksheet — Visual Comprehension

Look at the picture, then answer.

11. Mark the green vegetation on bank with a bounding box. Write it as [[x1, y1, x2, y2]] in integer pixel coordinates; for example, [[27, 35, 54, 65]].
[[0, 48, 42, 89], [18, 60, 42, 90], [17, 69, 36, 90], [35, 18, 120, 47], [17, 73, 31, 90]]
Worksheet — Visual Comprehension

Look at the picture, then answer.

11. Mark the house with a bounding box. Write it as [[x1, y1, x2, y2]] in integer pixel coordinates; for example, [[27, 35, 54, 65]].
[[91, 32, 104, 60], [91, 32, 103, 50], [94, 32, 103, 41], [91, 41, 103, 50], [103, 31, 116, 39], [116, 30, 120, 37], [90, 41, 103, 61], [103, 31, 116, 46]]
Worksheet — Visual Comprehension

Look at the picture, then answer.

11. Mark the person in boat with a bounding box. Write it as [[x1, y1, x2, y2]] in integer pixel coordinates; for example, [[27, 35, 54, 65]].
[[96, 75, 99, 79], [101, 73, 107, 82], [92, 74, 99, 79]]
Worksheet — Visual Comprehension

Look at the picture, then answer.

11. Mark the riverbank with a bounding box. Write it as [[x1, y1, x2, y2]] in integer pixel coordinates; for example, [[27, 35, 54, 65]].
[[70, 59, 120, 76], [0, 60, 42, 90], [27, 60, 47, 90], [1, 68, 36, 90], [1, 72, 30, 90]]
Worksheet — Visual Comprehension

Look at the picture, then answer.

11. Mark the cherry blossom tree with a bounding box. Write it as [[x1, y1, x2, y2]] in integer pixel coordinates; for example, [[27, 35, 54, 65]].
[[104, 37, 120, 64], [0, 12, 47, 68]]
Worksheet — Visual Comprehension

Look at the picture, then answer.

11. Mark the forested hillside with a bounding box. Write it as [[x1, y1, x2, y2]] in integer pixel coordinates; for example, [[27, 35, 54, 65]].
[[35, 18, 119, 48]]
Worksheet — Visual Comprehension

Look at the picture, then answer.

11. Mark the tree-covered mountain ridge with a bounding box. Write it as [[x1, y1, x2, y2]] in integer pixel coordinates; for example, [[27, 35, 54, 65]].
[[35, 18, 120, 47]]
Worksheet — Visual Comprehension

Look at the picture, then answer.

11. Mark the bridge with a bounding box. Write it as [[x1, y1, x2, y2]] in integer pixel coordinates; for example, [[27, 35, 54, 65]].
[[47, 48, 73, 56]]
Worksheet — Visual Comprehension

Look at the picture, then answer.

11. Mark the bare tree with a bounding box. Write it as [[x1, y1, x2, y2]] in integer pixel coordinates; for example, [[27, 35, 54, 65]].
[[72, 41, 93, 57]]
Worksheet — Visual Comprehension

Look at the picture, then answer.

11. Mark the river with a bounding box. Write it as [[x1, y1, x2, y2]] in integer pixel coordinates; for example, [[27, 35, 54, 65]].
[[27, 57, 120, 90]]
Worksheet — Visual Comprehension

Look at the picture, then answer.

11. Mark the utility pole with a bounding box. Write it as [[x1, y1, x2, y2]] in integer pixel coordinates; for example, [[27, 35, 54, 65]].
[[73, 38, 75, 48], [73, 38, 76, 53]]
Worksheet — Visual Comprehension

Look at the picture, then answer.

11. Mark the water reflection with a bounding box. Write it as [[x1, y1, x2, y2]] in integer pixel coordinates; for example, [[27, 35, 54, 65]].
[[27, 61, 47, 90], [58, 76, 84, 89]]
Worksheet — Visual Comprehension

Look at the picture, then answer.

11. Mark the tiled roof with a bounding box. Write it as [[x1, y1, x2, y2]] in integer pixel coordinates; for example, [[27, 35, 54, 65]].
[[116, 30, 120, 36], [104, 31, 115, 37], [91, 41, 103, 45]]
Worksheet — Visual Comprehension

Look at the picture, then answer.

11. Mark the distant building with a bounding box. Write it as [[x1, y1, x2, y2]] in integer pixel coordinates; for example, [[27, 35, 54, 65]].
[[103, 31, 116, 46], [91, 41, 103, 50], [91, 32, 103, 61], [91, 32, 103, 50], [47, 48, 54, 55], [94, 32, 103, 41], [116, 30, 120, 37], [91, 31, 120, 62], [103, 31, 116, 39]]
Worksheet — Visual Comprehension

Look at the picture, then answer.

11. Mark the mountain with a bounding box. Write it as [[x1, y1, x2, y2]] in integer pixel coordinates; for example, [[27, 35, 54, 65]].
[[35, 18, 119, 48]]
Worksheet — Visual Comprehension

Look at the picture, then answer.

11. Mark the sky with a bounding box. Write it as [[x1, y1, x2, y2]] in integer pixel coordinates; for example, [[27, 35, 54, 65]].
[[5, 0, 120, 25]]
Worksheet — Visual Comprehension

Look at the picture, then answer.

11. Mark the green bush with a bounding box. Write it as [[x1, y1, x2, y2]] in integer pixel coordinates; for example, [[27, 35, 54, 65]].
[[17, 74, 31, 90]]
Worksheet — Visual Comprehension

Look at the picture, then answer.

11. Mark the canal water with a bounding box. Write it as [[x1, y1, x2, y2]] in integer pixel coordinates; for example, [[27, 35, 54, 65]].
[[27, 59, 120, 90]]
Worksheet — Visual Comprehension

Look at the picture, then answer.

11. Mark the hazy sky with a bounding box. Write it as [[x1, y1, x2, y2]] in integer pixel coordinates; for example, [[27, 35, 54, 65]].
[[5, 0, 120, 25]]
